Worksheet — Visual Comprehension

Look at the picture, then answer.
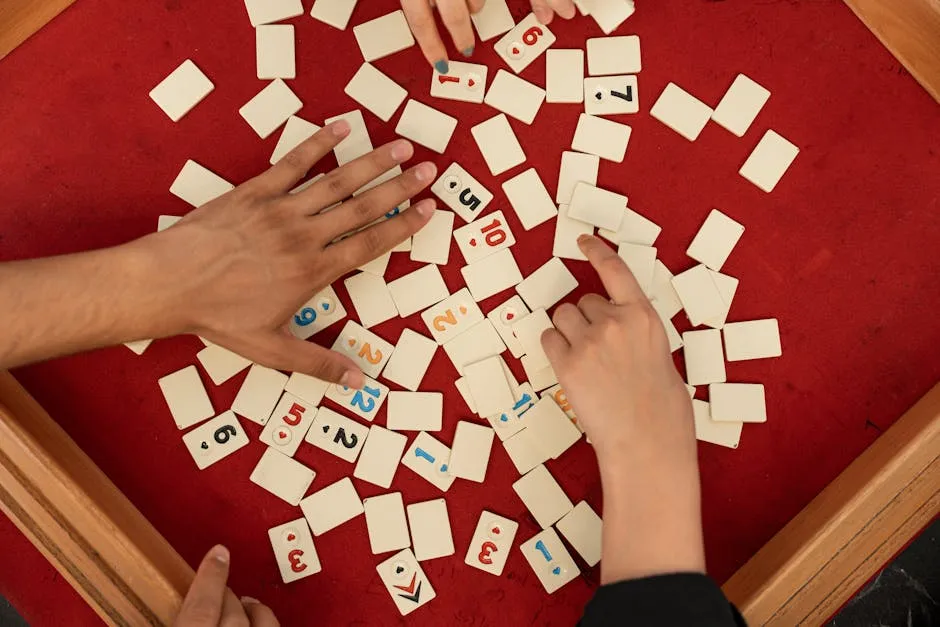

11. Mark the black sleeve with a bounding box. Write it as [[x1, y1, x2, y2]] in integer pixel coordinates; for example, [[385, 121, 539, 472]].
[[579, 573, 747, 627]]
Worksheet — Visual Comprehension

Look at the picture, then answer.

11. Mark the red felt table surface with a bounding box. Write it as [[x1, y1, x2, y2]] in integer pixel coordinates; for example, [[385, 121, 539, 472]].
[[1, 0, 938, 625]]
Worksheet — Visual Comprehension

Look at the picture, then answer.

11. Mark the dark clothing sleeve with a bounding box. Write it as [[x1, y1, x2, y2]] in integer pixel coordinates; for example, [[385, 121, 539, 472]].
[[579, 573, 747, 626]]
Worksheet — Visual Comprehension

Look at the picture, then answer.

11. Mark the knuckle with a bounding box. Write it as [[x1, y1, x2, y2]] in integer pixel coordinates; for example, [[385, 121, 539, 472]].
[[281, 148, 308, 171], [362, 227, 385, 256], [324, 173, 348, 197]]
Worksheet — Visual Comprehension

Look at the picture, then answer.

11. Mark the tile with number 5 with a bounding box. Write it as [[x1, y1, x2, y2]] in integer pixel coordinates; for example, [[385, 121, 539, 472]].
[[305, 406, 369, 462], [289, 285, 346, 339], [331, 320, 394, 378], [465, 511, 518, 576], [430, 162, 494, 224], [324, 375, 389, 422], [268, 518, 321, 584], [259, 392, 317, 456], [453, 210, 516, 264], [494, 13, 556, 74]]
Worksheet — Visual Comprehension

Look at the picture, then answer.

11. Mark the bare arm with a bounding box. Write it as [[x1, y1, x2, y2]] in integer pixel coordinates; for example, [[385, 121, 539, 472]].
[[543, 235, 706, 584], [0, 122, 437, 385]]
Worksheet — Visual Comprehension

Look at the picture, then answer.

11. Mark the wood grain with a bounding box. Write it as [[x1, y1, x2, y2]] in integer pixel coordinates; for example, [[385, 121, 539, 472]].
[[0, 371, 193, 627], [843, 0, 940, 102], [0, 0, 77, 61], [723, 382, 940, 626]]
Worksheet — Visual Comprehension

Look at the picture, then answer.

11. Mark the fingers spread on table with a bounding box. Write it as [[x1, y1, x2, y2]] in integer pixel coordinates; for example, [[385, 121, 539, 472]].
[[551, 303, 590, 343], [326, 198, 435, 273], [253, 330, 364, 389], [316, 161, 435, 240], [290, 140, 415, 216], [174, 545, 230, 627], [547, 0, 577, 19], [578, 235, 646, 305], [577, 293, 613, 323], [401, 0, 450, 72], [541, 327, 571, 365], [253, 122, 350, 195]]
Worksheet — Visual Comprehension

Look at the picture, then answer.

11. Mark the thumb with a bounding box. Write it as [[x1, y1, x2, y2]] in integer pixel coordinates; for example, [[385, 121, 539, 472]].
[[250, 331, 364, 388]]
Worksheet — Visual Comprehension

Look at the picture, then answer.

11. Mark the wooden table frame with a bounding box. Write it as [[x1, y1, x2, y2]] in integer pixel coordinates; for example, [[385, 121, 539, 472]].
[[1, 1, 938, 625]]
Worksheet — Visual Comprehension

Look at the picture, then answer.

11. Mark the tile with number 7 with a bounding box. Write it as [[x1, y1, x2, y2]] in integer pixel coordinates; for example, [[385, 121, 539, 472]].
[[305, 406, 369, 462], [420, 288, 485, 345], [259, 392, 317, 456], [453, 210, 516, 264], [324, 375, 389, 422], [268, 518, 321, 584], [289, 285, 346, 339], [430, 60, 488, 104], [376, 548, 436, 616], [494, 13, 556, 74], [330, 320, 394, 378], [465, 511, 518, 575]]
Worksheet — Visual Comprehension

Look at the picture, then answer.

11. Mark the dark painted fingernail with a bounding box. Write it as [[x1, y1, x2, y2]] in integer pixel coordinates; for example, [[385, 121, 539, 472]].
[[462, 46, 474, 57], [434, 59, 450, 74]]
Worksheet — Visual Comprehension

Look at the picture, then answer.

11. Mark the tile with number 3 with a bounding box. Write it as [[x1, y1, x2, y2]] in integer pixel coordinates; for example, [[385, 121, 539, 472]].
[[259, 392, 317, 456], [289, 285, 346, 339], [268, 518, 322, 584], [465, 511, 518, 576]]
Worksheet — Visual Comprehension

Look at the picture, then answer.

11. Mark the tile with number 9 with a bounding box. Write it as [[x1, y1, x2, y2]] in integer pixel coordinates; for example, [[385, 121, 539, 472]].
[[289, 285, 347, 339]]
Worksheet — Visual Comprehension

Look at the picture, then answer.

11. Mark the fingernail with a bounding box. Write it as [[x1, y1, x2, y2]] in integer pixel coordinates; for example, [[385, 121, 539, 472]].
[[461, 46, 474, 57], [414, 162, 437, 182], [577, 234, 592, 244], [241, 597, 260, 605], [209, 545, 230, 565], [330, 120, 351, 136], [434, 59, 450, 74], [390, 140, 413, 162], [415, 199, 436, 217], [340, 370, 364, 390]]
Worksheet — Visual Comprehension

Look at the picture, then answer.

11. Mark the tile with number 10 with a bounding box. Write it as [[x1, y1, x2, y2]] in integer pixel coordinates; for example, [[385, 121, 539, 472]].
[[259, 392, 317, 457], [430, 60, 488, 104], [289, 285, 346, 339], [465, 511, 519, 576], [324, 375, 389, 422], [453, 210, 516, 264], [430, 162, 494, 223], [495, 13, 556, 74], [420, 287, 485, 344]]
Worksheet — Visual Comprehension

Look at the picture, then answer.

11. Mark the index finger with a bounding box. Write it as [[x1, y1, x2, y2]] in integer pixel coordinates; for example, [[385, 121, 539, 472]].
[[401, 0, 450, 73], [173, 545, 230, 627], [578, 234, 646, 305]]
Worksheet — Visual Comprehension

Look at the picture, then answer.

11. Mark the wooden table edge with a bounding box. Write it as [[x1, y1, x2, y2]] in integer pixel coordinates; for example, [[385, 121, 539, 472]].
[[1, 369, 937, 626]]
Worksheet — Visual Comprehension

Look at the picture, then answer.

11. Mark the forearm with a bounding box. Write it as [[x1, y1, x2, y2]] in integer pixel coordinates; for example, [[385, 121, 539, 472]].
[[597, 449, 707, 584], [0, 236, 186, 369]]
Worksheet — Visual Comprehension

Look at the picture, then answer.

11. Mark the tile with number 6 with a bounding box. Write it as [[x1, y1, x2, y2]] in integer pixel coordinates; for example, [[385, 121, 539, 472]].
[[453, 210, 516, 264], [268, 518, 321, 584], [494, 13, 556, 74], [259, 392, 317, 456], [464, 511, 518, 576], [182, 411, 250, 470], [324, 374, 389, 422], [289, 285, 346, 339], [305, 406, 369, 462], [331, 320, 394, 378]]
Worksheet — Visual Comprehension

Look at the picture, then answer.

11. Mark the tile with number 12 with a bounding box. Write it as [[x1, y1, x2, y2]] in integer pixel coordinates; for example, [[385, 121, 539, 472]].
[[324, 375, 389, 422]]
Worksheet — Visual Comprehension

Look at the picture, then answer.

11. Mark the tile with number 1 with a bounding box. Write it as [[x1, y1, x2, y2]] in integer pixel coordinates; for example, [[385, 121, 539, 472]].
[[430, 60, 488, 103]]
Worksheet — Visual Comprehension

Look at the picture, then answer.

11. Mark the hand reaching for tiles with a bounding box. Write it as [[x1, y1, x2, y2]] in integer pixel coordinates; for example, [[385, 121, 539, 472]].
[[174, 546, 278, 627], [401, 0, 576, 71], [148, 123, 436, 388], [541, 235, 707, 583]]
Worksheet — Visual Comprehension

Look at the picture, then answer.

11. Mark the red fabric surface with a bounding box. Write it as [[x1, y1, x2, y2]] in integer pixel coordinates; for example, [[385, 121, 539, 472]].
[[0, 0, 938, 625]]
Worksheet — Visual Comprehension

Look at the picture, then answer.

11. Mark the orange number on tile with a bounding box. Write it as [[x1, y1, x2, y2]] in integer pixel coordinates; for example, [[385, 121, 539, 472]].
[[553, 389, 571, 413], [433, 310, 458, 331], [359, 342, 383, 364]]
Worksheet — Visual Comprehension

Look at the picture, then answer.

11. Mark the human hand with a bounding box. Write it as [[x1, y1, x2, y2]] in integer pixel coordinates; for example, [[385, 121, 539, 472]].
[[174, 545, 278, 627], [401, 0, 577, 72], [144, 122, 436, 388], [541, 235, 705, 582]]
